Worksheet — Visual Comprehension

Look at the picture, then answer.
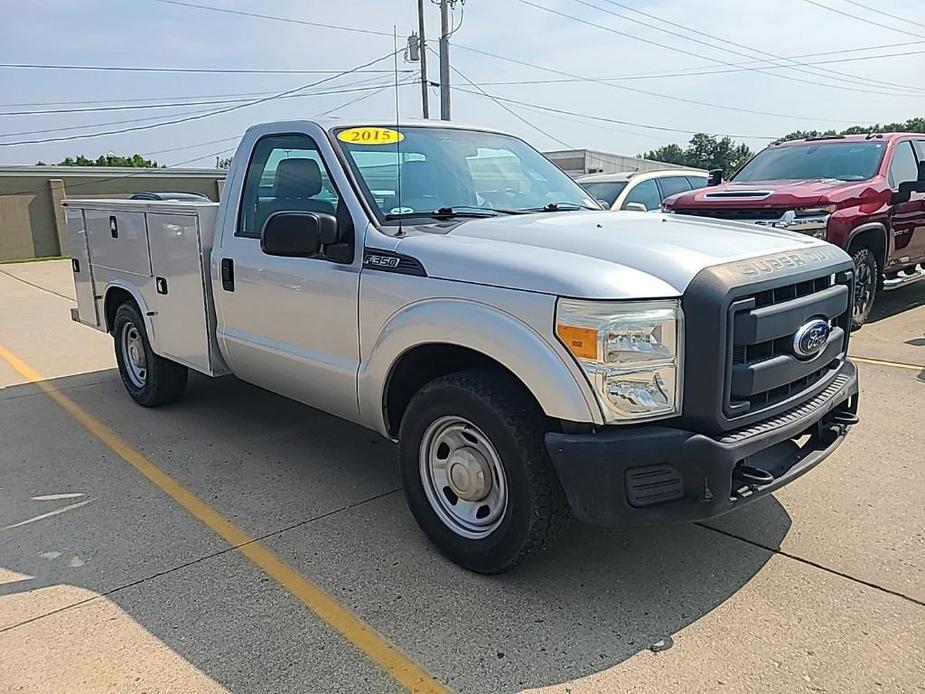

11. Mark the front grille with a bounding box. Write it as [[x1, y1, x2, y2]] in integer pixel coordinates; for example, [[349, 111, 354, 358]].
[[726, 271, 852, 419], [719, 373, 851, 444], [676, 208, 786, 222]]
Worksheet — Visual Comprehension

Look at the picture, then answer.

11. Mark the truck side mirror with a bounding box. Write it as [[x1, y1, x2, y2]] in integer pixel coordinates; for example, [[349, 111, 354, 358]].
[[623, 202, 648, 212], [260, 212, 339, 257], [892, 160, 925, 204], [891, 180, 925, 205], [707, 169, 723, 186]]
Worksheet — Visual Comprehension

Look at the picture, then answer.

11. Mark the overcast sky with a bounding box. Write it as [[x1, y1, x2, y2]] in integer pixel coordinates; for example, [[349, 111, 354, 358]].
[[2, 0, 924, 167]]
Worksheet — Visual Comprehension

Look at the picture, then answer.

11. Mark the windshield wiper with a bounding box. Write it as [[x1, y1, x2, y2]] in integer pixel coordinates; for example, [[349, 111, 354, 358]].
[[525, 202, 599, 212], [385, 205, 523, 221]]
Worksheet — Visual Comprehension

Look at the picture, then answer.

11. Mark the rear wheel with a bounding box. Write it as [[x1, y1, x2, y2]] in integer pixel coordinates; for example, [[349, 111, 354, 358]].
[[850, 245, 879, 330], [398, 370, 570, 574], [113, 302, 188, 407]]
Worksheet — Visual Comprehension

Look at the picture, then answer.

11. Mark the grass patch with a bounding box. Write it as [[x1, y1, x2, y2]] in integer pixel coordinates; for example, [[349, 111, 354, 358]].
[[0, 255, 68, 265]]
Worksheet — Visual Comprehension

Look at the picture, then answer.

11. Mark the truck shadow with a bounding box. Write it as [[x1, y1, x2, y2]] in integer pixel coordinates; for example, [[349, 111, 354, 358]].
[[0, 370, 791, 693], [867, 281, 925, 324]]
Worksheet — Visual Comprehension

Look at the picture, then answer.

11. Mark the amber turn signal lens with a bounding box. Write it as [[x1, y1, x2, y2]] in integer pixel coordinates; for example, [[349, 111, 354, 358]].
[[556, 324, 598, 360]]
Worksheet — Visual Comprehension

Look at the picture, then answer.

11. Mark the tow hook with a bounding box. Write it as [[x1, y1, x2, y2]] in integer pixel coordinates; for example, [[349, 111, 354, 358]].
[[831, 410, 859, 427], [732, 464, 775, 498]]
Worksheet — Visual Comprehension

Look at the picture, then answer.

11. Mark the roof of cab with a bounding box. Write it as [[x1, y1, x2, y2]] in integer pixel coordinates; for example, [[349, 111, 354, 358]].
[[246, 118, 508, 136], [577, 168, 708, 183], [775, 132, 909, 147]]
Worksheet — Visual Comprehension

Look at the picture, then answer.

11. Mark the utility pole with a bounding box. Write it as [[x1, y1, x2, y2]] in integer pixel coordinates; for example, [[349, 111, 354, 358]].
[[439, 0, 451, 121], [417, 0, 429, 119]]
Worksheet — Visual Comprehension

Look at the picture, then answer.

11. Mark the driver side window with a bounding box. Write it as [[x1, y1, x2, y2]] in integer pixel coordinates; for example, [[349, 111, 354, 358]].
[[622, 179, 661, 211], [888, 141, 919, 188], [237, 134, 340, 239]]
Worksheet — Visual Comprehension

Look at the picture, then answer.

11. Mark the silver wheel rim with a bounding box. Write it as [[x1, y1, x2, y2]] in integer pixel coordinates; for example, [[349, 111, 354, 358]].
[[419, 416, 508, 539], [121, 321, 147, 388], [854, 257, 874, 320]]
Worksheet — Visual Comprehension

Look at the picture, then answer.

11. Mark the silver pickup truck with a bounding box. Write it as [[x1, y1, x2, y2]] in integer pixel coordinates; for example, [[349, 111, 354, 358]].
[[65, 119, 859, 573]]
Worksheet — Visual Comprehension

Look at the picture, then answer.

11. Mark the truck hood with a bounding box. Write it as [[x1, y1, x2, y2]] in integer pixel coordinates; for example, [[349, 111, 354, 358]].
[[668, 179, 853, 208], [393, 211, 834, 298]]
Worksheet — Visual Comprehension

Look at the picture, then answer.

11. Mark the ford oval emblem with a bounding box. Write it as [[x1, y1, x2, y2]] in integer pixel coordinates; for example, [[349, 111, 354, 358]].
[[793, 319, 831, 359]]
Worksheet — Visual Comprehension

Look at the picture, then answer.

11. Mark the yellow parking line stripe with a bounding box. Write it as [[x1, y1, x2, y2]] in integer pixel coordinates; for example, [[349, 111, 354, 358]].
[[0, 342, 446, 694], [851, 355, 923, 371]]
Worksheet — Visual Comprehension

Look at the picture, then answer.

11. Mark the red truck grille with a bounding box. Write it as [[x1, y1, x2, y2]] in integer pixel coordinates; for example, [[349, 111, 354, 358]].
[[675, 208, 787, 222], [725, 272, 853, 418]]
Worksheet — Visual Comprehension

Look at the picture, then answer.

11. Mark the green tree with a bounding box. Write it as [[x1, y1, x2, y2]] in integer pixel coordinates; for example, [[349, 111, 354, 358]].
[[778, 117, 925, 142], [643, 134, 753, 172], [55, 153, 159, 167]]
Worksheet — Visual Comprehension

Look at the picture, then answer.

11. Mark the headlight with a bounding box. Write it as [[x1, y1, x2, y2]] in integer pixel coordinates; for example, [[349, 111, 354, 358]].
[[556, 299, 683, 423], [794, 204, 836, 216]]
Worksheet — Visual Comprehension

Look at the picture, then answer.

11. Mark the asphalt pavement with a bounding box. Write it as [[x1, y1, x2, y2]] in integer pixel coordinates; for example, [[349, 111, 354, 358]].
[[0, 259, 922, 693]]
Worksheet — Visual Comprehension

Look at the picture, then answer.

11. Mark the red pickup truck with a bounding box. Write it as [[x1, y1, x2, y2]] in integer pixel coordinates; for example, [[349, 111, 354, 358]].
[[663, 133, 925, 328]]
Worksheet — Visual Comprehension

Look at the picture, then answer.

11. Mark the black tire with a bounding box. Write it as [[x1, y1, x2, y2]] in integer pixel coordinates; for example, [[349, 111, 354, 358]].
[[850, 245, 879, 330], [398, 369, 570, 574], [112, 301, 188, 407]]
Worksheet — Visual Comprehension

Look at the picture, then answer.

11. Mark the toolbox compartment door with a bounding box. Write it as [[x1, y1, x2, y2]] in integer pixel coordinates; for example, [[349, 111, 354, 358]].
[[146, 211, 219, 375], [65, 206, 100, 327], [84, 208, 151, 277]]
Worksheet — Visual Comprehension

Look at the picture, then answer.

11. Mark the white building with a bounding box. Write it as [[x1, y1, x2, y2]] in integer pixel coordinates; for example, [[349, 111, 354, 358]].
[[544, 148, 686, 178]]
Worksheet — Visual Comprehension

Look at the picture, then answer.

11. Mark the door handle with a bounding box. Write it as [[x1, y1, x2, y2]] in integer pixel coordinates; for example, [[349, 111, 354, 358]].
[[220, 258, 235, 291]]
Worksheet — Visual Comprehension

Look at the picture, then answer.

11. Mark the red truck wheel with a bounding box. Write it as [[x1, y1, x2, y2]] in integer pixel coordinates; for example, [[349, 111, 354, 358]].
[[850, 246, 878, 330]]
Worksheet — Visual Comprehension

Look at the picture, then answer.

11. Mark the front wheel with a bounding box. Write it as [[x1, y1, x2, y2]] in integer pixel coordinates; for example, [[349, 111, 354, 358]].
[[113, 302, 188, 407], [850, 246, 879, 330], [398, 370, 570, 574]]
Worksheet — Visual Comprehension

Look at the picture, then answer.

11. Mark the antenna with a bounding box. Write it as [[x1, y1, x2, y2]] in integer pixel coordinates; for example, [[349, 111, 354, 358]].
[[393, 25, 404, 236]]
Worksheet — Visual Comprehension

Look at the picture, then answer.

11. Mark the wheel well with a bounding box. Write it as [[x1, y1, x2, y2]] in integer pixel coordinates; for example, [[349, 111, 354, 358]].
[[848, 227, 886, 271], [103, 287, 135, 333], [383, 344, 541, 437]]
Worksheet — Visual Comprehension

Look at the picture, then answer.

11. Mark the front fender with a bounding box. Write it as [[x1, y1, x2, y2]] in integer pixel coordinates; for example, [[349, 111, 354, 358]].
[[102, 281, 160, 354], [357, 298, 604, 436]]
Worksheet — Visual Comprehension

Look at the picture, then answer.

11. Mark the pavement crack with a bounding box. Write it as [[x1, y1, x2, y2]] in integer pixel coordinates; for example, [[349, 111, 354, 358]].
[[0, 487, 401, 634], [0, 378, 117, 402], [0, 267, 74, 302], [695, 521, 925, 608]]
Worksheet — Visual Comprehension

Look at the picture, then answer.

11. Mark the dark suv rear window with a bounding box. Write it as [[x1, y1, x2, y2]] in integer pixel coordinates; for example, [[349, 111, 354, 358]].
[[733, 141, 886, 182]]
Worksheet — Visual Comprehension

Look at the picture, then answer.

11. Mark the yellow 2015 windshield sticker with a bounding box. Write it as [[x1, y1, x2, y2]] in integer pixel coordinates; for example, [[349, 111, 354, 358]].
[[337, 127, 404, 145]]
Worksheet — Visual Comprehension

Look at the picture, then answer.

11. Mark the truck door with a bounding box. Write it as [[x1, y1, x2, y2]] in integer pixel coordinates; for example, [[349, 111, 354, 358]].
[[888, 139, 925, 265], [213, 132, 361, 422]]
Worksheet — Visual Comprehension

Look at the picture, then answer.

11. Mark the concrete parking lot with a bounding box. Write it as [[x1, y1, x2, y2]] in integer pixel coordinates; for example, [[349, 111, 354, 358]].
[[0, 258, 922, 693]]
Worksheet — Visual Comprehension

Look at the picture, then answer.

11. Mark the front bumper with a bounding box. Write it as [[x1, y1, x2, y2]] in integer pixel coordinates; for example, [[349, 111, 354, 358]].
[[546, 360, 859, 527]]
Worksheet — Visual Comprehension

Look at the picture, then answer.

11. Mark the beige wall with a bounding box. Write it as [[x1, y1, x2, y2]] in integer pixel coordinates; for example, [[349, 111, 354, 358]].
[[0, 170, 224, 262]]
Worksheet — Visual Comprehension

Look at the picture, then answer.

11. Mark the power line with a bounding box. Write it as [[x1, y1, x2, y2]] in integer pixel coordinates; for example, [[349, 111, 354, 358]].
[[472, 47, 925, 87], [0, 50, 400, 147], [839, 0, 925, 31], [0, 82, 406, 138], [497, 98, 676, 144], [0, 62, 411, 75], [798, 0, 925, 39], [316, 79, 408, 117], [451, 86, 776, 139], [430, 47, 573, 148], [0, 76, 398, 117], [4, 39, 918, 112], [144, 135, 242, 157], [586, 0, 923, 94], [0, 75, 414, 195], [453, 42, 863, 125], [1, 105, 218, 138], [151, 0, 394, 37], [519, 0, 923, 99]]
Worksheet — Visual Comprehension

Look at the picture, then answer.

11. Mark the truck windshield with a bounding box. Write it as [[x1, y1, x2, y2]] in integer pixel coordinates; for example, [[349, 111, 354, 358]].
[[732, 141, 886, 182], [333, 126, 598, 223], [579, 181, 627, 206]]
